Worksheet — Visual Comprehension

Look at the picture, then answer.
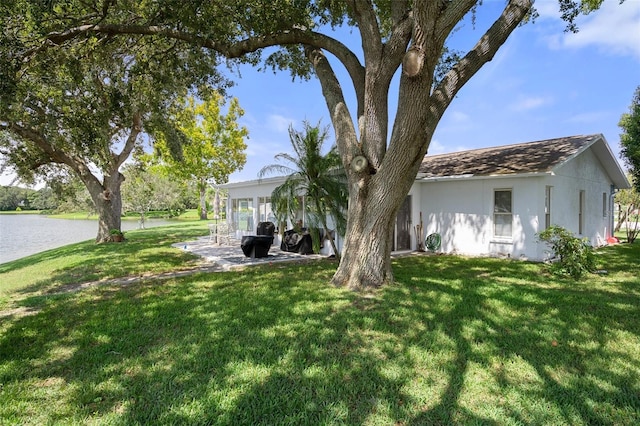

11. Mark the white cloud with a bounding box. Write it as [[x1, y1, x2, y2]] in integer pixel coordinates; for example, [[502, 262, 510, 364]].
[[267, 114, 296, 133], [542, 0, 640, 61], [534, 1, 559, 19], [0, 173, 18, 186], [450, 110, 470, 123], [565, 110, 611, 124], [509, 95, 553, 112], [427, 139, 446, 155], [427, 139, 470, 155]]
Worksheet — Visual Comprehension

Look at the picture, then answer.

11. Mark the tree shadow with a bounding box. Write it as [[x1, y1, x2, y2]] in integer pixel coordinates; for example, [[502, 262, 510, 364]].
[[393, 254, 640, 424], [0, 253, 638, 424]]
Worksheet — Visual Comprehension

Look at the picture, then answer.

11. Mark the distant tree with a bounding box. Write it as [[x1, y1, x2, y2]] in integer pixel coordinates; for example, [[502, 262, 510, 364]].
[[615, 175, 640, 243], [155, 94, 248, 220], [620, 86, 640, 194], [6, 0, 616, 287], [121, 162, 186, 227], [259, 121, 347, 259], [0, 186, 28, 211], [28, 187, 58, 211], [51, 179, 95, 215]]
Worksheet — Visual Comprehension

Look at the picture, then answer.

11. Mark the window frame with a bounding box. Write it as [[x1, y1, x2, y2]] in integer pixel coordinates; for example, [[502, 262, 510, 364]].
[[231, 197, 254, 231], [578, 190, 585, 235], [258, 196, 274, 223], [493, 188, 513, 239], [545, 186, 552, 229]]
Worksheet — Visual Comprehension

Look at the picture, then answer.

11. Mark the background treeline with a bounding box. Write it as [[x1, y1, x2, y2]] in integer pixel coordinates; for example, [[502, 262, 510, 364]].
[[0, 185, 58, 211], [0, 183, 200, 216], [0, 170, 202, 215]]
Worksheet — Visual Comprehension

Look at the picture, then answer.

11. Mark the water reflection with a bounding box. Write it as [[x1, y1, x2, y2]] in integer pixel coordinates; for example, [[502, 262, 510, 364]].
[[0, 215, 174, 264]]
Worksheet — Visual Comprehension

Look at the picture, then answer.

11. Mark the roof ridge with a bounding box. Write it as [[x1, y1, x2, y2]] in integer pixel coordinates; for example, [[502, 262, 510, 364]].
[[417, 134, 602, 179], [424, 134, 598, 159]]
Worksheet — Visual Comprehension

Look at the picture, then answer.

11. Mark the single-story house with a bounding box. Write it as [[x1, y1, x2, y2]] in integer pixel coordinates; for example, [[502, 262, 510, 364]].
[[222, 134, 630, 260]]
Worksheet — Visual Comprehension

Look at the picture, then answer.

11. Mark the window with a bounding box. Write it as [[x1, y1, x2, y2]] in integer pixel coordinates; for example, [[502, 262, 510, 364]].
[[232, 198, 254, 231], [603, 192, 607, 217], [545, 186, 552, 229], [258, 197, 275, 223], [579, 190, 585, 235], [494, 189, 512, 238]]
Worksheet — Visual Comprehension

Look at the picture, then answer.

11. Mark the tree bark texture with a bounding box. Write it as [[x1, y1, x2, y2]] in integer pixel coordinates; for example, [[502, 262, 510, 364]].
[[88, 173, 124, 243]]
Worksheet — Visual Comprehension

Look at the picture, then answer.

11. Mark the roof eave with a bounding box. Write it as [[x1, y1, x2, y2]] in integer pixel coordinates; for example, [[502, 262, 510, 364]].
[[416, 171, 554, 182], [220, 175, 286, 189]]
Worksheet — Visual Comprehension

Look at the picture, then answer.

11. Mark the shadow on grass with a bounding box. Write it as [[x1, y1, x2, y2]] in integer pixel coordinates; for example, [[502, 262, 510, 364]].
[[392, 254, 640, 424], [0, 250, 638, 424], [2, 223, 208, 296]]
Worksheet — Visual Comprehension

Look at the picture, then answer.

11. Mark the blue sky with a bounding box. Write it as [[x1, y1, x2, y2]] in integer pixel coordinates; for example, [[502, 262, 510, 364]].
[[226, 0, 640, 183]]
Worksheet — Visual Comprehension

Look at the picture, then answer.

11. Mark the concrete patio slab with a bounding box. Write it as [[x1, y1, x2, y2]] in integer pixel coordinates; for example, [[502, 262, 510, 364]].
[[172, 236, 323, 270]]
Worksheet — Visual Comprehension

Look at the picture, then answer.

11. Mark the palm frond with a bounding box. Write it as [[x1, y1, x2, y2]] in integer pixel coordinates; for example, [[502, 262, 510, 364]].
[[264, 120, 348, 251]]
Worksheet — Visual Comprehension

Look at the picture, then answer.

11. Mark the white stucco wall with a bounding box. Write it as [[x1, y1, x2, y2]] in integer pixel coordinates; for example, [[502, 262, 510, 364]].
[[418, 176, 542, 259], [542, 148, 614, 253], [416, 146, 616, 261]]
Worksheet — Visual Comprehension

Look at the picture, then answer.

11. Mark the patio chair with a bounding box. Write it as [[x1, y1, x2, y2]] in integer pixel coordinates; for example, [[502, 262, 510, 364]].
[[209, 222, 235, 245]]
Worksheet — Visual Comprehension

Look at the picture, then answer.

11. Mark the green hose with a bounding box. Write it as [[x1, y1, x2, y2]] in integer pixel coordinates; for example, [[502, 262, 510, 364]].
[[425, 233, 441, 252]]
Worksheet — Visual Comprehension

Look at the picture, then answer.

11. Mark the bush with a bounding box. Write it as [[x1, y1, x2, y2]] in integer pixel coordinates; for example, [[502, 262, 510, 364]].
[[537, 225, 596, 279]]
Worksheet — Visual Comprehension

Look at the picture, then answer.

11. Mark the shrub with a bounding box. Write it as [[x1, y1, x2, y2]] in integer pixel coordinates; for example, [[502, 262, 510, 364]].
[[537, 225, 596, 279]]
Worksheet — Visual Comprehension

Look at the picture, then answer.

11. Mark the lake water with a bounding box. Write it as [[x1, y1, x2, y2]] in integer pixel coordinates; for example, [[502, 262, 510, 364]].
[[0, 214, 174, 264]]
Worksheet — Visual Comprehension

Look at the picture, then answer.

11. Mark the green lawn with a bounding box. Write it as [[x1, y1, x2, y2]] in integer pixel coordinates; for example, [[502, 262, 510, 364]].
[[1, 224, 638, 425]]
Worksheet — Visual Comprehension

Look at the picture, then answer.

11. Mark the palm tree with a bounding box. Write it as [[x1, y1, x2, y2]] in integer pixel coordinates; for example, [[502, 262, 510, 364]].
[[258, 121, 347, 259]]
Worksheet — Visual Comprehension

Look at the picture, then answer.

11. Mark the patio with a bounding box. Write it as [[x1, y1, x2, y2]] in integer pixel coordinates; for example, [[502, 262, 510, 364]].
[[172, 236, 324, 270]]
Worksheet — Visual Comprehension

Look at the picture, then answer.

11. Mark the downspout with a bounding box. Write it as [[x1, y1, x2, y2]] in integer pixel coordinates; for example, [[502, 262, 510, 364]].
[[610, 184, 617, 239]]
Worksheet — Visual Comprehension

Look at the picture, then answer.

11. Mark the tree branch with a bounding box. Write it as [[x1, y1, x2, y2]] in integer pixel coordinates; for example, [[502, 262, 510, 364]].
[[380, 10, 414, 81], [347, 0, 383, 59], [430, 0, 532, 121], [36, 23, 366, 118], [437, 0, 478, 38], [305, 47, 359, 171], [5, 122, 100, 188], [114, 112, 142, 167]]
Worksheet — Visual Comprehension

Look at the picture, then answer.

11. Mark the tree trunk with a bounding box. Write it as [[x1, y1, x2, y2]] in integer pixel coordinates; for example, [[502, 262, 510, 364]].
[[615, 203, 627, 232], [331, 210, 395, 289], [85, 172, 125, 243], [199, 180, 208, 220], [331, 166, 417, 289]]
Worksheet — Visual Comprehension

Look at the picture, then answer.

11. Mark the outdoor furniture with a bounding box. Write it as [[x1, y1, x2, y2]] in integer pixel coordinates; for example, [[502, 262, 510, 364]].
[[209, 222, 235, 245], [281, 228, 313, 254], [256, 221, 276, 240], [240, 235, 273, 258], [240, 221, 275, 258]]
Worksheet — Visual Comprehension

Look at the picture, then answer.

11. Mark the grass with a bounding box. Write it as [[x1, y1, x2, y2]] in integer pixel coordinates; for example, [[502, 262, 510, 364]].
[[0, 224, 639, 425], [0, 221, 208, 308]]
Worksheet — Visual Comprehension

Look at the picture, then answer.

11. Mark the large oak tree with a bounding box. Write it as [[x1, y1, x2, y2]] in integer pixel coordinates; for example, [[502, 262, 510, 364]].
[[1, 0, 609, 285], [0, 1, 224, 241]]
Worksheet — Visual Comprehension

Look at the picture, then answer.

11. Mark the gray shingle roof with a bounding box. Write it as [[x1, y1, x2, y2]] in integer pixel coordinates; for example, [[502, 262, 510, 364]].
[[417, 134, 600, 179]]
